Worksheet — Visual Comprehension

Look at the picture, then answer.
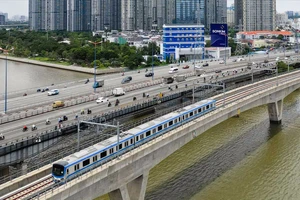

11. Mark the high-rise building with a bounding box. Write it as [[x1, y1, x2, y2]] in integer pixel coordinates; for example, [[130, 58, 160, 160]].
[[121, 0, 153, 31], [0, 12, 8, 22], [0, 15, 5, 25], [205, 0, 227, 29], [175, 0, 205, 25], [29, 0, 67, 31], [67, 0, 91, 31], [235, 0, 276, 31], [149, 0, 176, 30], [227, 5, 234, 27], [91, 0, 121, 31], [48, 0, 67, 30], [286, 11, 294, 18]]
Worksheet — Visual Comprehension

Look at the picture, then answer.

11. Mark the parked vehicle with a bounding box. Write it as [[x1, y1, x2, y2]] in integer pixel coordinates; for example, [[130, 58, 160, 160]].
[[48, 89, 59, 96], [163, 77, 174, 84], [175, 75, 186, 82], [52, 101, 65, 108], [96, 97, 109, 103], [203, 63, 209, 67], [145, 72, 154, 77], [93, 80, 104, 88], [112, 88, 125, 96], [121, 76, 132, 84]]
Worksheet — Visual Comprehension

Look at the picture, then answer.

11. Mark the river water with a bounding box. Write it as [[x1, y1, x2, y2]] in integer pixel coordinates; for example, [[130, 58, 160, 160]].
[[0, 59, 89, 94], [2, 59, 300, 200], [145, 89, 300, 200]]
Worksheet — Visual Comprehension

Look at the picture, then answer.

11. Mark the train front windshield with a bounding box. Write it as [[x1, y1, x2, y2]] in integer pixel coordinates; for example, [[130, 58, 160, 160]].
[[52, 164, 64, 177]]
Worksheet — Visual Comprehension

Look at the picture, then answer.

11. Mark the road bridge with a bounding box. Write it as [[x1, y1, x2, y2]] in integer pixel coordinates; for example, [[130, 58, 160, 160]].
[[2, 69, 300, 200]]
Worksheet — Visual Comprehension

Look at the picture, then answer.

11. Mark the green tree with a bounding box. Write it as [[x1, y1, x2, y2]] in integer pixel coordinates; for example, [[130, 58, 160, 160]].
[[205, 40, 211, 47], [277, 34, 284, 40]]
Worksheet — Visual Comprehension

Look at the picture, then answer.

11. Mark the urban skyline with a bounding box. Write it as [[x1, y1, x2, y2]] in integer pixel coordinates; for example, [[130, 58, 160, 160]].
[[0, 0, 298, 19]]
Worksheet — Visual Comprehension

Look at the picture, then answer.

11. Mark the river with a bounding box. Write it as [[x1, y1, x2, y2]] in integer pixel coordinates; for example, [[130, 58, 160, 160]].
[[0, 59, 90, 94], [144, 89, 300, 200]]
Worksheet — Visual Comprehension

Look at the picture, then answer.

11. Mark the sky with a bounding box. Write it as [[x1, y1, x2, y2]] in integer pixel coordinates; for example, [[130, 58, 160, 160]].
[[0, 0, 298, 19]]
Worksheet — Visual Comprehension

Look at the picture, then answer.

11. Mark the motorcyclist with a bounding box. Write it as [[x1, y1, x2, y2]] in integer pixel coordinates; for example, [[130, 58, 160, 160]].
[[133, 97, 137, 101], [108, 102, 112, 107], [46, 118, 50, 124], [138, 70, 140, 73], [23, 125, 28, 131], [145, 69, 148, 72], [32, 124, 36, 130], [116, 99, 120, 104], [122, 72, 124, 76], [23, 93, 27, 96]]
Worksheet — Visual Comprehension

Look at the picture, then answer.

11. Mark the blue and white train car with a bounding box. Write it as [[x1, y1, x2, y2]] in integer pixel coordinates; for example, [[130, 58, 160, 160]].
[[52, 99, 216, 181]]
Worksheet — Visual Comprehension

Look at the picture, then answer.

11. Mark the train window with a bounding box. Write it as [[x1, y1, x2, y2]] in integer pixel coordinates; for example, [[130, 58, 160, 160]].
[[198, 108, 201, 112], [158, 125, 162, 131], [169, 121, 173, 126], [100, 151, 107, 158], [190, 112, 193, 117], [206, 105, 209, 109], [182, 115, 185, 120], [178, 117, 181, 121], [136, 136, 139, 142], [52, 164, 64, 176], [93, 156, 98, 162], [140, 134, 144, 139], [109, 148, 114, 154], [83, 159, 90, 167], [203, 106, 206, 111], [119, 143, 123, 150], [164, 123, 167, 128], [130, 138, 134, 144], [74, 165, 77, 171], [67, 169, 69, 174], [125, 141, 129, 147], [153, 128, 156, 134], [74, 164, 79, 171], [146, 131, 151, 137], [185, 114, 188, 119]]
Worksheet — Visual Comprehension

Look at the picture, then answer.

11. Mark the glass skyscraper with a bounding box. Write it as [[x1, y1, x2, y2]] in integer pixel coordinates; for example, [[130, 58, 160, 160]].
[[175, 0, 205, 25]]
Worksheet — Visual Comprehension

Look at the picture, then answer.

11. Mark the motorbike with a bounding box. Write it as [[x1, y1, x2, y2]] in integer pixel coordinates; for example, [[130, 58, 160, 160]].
[[23, 127, 28, 132], [108, 102, 112, 107], [46, 121, 51, 125], [121, 73, 124, 76], [0, 135, 5, 140], [31, 126, 37, 131], [23, 93, 27, 96], [63, 116, 68, 121], [138, 70, 140, 73]]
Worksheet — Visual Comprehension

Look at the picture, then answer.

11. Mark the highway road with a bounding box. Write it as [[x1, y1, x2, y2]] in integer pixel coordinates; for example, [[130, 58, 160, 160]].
[[0, 51, 298, 144], [0, 51, 295, 113]]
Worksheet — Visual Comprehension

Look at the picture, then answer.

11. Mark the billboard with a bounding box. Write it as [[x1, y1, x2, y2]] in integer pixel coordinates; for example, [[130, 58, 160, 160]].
[[210, 24, 228, 47]]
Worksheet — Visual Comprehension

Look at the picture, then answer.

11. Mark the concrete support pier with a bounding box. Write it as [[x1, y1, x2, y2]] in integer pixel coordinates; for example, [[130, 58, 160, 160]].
[[268, 99, 283, 124], [109, 172, 149, 200]]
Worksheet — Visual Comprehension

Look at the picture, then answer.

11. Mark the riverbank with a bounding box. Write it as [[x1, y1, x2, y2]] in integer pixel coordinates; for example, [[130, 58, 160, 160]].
[[0, 55, 125, 75]]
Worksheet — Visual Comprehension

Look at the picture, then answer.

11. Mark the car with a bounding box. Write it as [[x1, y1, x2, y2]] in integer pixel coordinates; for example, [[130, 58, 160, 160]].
[[203, 63, 209, 67], [121, 76, 132, 84], [183, 65, 189, 69], [215, 70, 222, 73], [169, 67, 179, 74], [48, 89, 59, 96], [232, 59, 237, 62], [219, 60, 225, 64], [96, 97, 109, 104], [145, 72, 154, 77]]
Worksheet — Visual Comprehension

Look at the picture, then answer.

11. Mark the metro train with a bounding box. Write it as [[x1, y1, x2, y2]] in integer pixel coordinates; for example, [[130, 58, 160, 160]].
[[52, 99, 216, 182]]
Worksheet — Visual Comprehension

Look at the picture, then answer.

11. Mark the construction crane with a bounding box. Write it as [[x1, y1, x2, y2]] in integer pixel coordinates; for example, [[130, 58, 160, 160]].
[[289, 26, 299, 53]]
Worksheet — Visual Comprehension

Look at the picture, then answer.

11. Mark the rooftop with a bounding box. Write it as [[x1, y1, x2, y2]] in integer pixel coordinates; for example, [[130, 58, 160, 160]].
[[237, 30, 292, 36]]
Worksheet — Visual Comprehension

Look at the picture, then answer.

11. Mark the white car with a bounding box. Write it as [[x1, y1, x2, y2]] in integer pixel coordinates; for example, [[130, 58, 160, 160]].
[[219, 60, 225, 64], [48, 89, 59, 96], [96, 97, 109, 104], [276, 57, 280, 61]]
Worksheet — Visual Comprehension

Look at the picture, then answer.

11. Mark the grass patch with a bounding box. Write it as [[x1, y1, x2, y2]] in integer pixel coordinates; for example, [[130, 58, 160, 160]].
[[30, 57, 71, 66]]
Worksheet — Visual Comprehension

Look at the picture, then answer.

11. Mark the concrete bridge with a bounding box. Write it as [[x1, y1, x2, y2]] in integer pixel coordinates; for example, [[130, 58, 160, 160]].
[[3, 70, 300, 200]]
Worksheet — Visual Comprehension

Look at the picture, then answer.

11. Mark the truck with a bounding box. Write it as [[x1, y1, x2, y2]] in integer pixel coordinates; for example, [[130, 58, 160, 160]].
[[113, 88, 125, 96], [163, 77, 174, 84], [175, 75, 186, 82], [93, 79, 104, 88], [195, 68, 205, 76]]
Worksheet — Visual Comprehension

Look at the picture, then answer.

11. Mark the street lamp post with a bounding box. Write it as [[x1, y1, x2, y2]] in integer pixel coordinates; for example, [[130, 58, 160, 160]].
[[88, 41, 102, 93], [152, 42, 154, 80], [193, 43, 196, 71]]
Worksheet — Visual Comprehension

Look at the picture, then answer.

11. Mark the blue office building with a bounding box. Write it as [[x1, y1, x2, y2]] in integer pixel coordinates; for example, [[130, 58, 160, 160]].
[[162, 24, 205, 61]]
